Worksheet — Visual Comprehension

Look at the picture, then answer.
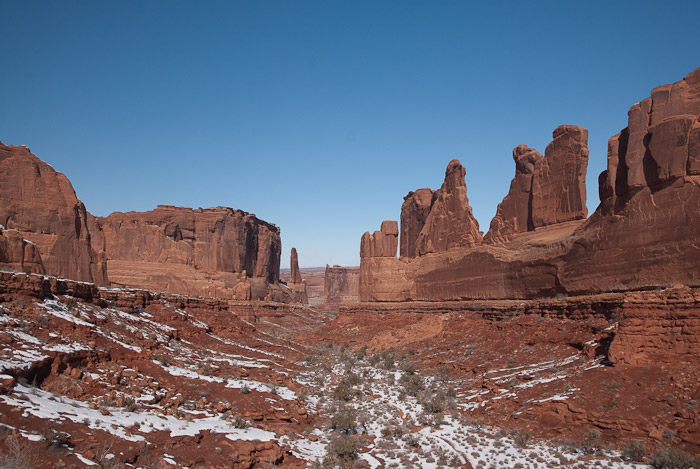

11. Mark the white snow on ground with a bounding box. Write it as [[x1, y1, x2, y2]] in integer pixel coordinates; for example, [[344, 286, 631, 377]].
[[287, 351, 642, 468], [155, 362, 297, 400], [0, 384, 276, 443]]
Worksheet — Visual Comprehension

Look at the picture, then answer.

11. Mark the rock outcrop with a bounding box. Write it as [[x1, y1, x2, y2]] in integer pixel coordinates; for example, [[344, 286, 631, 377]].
[[530, 125, 589, 228], [323, 265, 359, 306], [0, 227, 45, 274], [360, 67, 700, 302], [563, 67, 700, 294], [414, 160, 482, 255], [287, 248, 308, 304], [0, 143, 107, 284], [484, 145, 542, 243], [485, 126, 589, 243], [97, 205, 284, 301], [0, 144, 295, 302], [360, 220, 399, 258], [400, 188, 434, 258]]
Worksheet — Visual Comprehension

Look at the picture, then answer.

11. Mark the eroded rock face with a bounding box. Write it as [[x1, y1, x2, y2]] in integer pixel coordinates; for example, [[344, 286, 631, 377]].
[[287, 248, 308, 304], [400, 188, 434, 258], [0, 227, 45, 274], [360, 67, 700, 302], [564, 67, 700, 294], [0, 143, 107, 284], [360, 220, 399, 258], [531, 125, 589, 228], [486, 127, 589, 243], [98, 205, 282, 300], [415, 160, 482, 255], [323, 265, 359, 305], [484, 145, 543, 243]]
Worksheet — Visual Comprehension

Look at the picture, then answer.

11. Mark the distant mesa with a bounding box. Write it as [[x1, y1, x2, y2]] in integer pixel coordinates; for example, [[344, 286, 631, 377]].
[[360, 66, 700, 302]]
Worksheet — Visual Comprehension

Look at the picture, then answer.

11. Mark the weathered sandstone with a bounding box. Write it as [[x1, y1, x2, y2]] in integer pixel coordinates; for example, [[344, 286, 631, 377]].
[[414, 160, 482, 255], [0, 227, 45, 274], [323, 265, 359, 306], [0, 143, 107, 284], [360, 67, 700, 302], [97, 205, 283, 301], [287, 248, 308, 304]]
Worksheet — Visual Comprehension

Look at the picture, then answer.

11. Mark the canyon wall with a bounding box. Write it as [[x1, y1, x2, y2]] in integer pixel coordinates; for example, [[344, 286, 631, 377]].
[[0, 144, 291, 302], [360, 67, 700, 302], [98, 205, 284, 301], [0, 143, 107, 284], [323, 265, 360, 306]]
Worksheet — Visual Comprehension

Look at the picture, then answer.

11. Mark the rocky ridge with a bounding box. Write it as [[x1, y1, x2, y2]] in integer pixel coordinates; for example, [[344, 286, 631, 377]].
[[360, 67, 700, 302]]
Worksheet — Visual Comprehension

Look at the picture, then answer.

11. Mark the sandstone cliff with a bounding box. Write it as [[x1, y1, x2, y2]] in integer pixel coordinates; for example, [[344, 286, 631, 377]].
[[323, 265, 359, 306], [485, 125, 589, 243], [0, 226, 45, 274], [360, 67, 700, 302], [0, 144, 294, 302], [0, 143, 107, 284], [97, 205, 283, 301]]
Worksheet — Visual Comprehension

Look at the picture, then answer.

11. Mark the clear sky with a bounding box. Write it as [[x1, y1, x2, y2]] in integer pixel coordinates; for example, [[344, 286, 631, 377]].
[[1, 1, 698, 268]]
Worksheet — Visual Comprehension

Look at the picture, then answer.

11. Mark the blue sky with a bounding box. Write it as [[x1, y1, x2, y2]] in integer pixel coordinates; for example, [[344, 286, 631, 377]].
[[1, 1, 698, 268]]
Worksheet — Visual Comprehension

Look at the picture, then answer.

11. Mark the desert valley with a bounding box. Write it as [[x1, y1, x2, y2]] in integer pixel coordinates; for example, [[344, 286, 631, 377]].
[[1, 67, 700, 469]]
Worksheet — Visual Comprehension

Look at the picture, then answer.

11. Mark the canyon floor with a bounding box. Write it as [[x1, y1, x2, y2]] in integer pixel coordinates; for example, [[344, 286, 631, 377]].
[[0, 271, 698, 468]]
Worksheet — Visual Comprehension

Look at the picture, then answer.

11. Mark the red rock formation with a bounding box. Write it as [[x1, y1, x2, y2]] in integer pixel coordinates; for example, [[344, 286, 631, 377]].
[[400, 188, 434, 258], [563, 67, 700, 294], [360, 220, 399, 258], [290, 248, 302, 284], [0, 143, 107, 284], [97, 205, 283, 300], [0, 227, 45, 274], [530, 125, 589, 228], [323, 265, 359, 306], [360, 67, 700, 302], [486, 126, 588, 243], [484, 145, 543, 243], [287, 248, 308, 304], [414, 160, 482, 255]]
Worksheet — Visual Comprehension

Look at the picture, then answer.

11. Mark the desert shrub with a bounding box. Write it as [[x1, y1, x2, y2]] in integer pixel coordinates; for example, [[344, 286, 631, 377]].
[[621, 440, 646, 462], [323, 435, 359, 468], [354, 346, 368, 361], [332, 381, 358, 401], [231, 416, 248, 429], [330, 407, 358, 434], [41, 422, 71, 451], [0, 432, 37, 468], [400, 361, 417, 374], [649, 446, 700, 468], [420, 391, 446, 414], [512, 429, 532, 448], [581, 428, 602, 454], [399, 373, 423, 397], [122, 396, 138, 412], [239, 384, 251, 394]]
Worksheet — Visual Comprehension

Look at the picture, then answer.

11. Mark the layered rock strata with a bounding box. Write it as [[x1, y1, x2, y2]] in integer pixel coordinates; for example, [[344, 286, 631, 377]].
[[98, 205, 283, 301], [323, 265, 359, 306], [360, 67, 700, 302], [0, 143, 107, 284], [485, 125, 589, 243], [0, 227, 45, 274], [0, 144, 292, 302]]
